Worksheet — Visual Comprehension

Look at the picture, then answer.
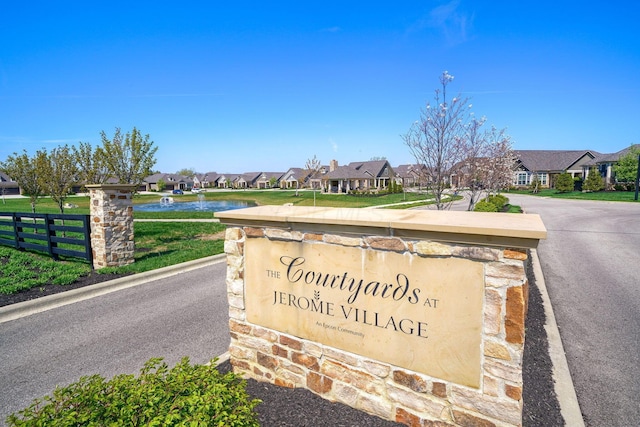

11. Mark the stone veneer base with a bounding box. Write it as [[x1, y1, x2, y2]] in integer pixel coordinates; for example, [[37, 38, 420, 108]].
[[218, 206, 546, 427]]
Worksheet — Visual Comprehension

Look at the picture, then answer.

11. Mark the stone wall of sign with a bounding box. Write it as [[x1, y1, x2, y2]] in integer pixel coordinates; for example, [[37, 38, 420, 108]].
[[223, 219, 534, 427]]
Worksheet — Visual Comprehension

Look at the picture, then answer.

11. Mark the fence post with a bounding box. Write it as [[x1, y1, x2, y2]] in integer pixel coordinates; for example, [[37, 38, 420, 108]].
[[86, 184, 137, 269], [44, 214, 57, 260]]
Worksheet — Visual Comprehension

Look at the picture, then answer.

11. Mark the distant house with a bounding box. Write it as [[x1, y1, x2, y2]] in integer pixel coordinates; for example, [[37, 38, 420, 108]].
[[279, 167, 327, 190], [0, 171, 20, 196], [194, 172, 220, 189], [512, 150, 599, 189], [238, 172, 262, 189], [144, 173, 193, 192], [256, 172, 285, 189], [322, 160, 394, 193], [584, 144, 640, 185], [280, 168, 308, 189], [394, 164, 429, 188]]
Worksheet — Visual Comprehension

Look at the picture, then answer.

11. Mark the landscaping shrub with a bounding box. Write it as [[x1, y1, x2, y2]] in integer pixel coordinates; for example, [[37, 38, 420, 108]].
[[486, 194, 509, 210], [7, 357, 261, 427], [555, 172, 574, 193], [583, 167, 604, 192], [473, 200, 498, 212]]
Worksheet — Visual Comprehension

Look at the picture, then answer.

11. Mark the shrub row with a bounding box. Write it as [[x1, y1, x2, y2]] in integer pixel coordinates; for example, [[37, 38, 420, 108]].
[[7, 357, 261, 427]]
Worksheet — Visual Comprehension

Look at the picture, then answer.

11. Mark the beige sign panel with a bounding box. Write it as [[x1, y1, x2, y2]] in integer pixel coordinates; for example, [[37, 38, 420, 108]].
[[245, 238, 484, 388]]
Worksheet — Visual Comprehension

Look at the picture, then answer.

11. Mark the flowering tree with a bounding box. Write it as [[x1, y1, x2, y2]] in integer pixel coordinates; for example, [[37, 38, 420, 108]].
[[455, 119, 514, 211], [404, 71, 513, 210], [403, 71, 471, 210]]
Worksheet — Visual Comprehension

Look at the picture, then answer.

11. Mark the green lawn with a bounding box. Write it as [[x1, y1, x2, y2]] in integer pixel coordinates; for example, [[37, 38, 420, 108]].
[[1, 189, 433, 218], [0, 221, 225, 295], [505, 188, 639, 202], [1, 189, 434, 295], [0, 246, 92, 294]]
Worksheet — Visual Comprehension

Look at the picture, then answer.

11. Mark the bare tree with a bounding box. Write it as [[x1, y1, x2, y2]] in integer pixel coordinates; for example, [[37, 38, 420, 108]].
[[100, 127, 158, 192], [42, 145, 80, 213], [456, 115, 488, 210], [402, 71, 471, 210], [304, 155, 322, 204], [0, 149, 48, 213]]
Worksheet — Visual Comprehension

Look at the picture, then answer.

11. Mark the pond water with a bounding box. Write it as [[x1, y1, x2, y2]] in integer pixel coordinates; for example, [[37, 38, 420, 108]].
[[135, 199, 255, 212]]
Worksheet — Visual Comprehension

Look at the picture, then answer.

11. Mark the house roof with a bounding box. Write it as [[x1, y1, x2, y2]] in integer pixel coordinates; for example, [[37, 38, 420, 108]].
[[257, 172, 285, 181], [589, 144, 640, 164], [394, 164, 427, 177], [514, 150, 599, 172], [324, 160, 393, 180], [282, 168, 309, 182], [0, 171, 18, 188], [144, 173, 193, 184]]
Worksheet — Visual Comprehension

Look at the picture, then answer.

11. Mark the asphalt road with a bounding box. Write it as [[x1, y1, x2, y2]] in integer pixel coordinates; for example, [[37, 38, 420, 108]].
[[507, 194, 640, 427], [0, 259, 230, 424]]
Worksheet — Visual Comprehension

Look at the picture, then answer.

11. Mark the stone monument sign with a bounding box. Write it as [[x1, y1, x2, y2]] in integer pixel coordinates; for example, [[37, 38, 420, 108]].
[[218, 206, 546, 426]]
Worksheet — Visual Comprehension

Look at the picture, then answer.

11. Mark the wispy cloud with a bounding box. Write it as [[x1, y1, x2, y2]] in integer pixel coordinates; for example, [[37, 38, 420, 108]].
[[329, 138, 338, 152], [320, 26, 341, 33], [408, 0, 474, 46], [0, 136, 82, 146]]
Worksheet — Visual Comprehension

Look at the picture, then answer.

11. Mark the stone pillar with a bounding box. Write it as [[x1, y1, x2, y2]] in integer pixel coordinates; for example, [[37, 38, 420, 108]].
[[86, 184, 136, 269]]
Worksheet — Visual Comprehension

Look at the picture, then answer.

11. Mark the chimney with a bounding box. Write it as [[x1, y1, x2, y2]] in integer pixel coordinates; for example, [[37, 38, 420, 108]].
[[330, 159, 338, 172]]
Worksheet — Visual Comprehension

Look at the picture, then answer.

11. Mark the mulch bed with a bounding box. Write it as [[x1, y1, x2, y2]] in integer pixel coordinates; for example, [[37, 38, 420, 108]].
[[0, 271, 130, 307]]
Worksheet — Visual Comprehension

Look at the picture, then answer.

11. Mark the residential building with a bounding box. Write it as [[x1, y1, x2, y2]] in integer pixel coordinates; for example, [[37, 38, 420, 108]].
[[255, 172, 285, 189], [322, 160, 394, 193], [394, 164, 429, 188], [0, 172, 20, 195], [143, 173, 193, 192], [512, 150, 599, 189], [584, 144, 640, 185], [194, 172, 220, 189]]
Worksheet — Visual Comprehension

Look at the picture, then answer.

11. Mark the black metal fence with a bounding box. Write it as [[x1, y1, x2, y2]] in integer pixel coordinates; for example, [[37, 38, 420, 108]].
[[0, 212, 93, 267]]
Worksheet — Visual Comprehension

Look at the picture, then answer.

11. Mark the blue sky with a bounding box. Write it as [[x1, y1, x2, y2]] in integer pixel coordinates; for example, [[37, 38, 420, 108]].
[[1, 1, 638, 173]]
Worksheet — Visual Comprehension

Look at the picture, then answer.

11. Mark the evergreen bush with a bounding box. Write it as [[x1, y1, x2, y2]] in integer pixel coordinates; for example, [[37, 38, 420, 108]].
[[486, 194, 508, 210], [473, 200, 498, 212], [7, 357, 261, 427], [583, 167, 604, 192], [555, 171, 574, 193]]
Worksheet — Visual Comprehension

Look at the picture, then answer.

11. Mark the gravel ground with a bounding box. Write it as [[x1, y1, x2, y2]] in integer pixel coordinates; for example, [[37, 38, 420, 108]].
[[2, 256, 563, 426]]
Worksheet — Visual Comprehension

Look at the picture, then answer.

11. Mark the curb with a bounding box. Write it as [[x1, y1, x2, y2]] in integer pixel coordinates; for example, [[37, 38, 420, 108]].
[[530, 249, 585, 427], [0, 254, 227, 324]]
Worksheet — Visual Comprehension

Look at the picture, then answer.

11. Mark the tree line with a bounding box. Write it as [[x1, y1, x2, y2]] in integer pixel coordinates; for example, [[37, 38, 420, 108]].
[[0, 127, 157, 213]]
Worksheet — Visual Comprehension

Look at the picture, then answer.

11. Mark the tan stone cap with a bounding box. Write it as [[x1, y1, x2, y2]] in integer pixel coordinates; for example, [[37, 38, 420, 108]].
[[217, 206, 547, 249]]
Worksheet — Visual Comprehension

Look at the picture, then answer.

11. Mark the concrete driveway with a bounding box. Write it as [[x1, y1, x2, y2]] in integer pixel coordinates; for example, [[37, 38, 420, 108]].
[[507, 194, 640, 427]]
